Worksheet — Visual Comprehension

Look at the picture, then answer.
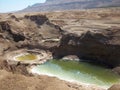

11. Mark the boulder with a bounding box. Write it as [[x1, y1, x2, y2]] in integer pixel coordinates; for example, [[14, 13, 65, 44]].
[[108, 83, 120, 90], [62, 55, 80, 61], [112, 66, 120, 75]]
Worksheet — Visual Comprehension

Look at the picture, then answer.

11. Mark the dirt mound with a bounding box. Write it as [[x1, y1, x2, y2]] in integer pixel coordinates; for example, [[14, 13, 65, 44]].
[[0, 70, 75, 90]]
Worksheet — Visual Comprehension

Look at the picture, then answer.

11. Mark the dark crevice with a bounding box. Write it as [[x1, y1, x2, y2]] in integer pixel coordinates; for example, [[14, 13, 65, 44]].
[[12, 33, 25, 42], [24, 15, 48, 25]]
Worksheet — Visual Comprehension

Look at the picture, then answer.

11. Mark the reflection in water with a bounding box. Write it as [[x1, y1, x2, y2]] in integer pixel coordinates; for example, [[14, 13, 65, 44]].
[[31, 60, 120, 87]]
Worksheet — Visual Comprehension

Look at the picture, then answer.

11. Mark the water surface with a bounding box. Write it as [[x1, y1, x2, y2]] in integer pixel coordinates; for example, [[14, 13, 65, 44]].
[[15, 53, 38, 61], [31, 60, 120, 87]]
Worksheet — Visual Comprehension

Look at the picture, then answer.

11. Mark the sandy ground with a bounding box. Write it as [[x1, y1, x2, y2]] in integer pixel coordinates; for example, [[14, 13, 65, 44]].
[[0, 70, 105, 90]]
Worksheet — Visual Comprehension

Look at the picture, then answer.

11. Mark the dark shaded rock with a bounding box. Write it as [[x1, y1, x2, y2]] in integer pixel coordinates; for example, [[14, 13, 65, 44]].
[[0, 59, 30, 76], [12, 34, 25, 42], [0, 21, 25, 42], [53, 28, 120, 67], [24, 15, 48, 25], [10, 15, 19, 21]]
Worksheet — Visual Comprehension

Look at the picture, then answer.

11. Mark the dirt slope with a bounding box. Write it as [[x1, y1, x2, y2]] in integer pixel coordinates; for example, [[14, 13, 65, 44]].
[[0, 70, 104, 90]]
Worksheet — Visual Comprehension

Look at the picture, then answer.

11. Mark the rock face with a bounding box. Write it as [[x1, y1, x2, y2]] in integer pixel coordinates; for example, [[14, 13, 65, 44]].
[[53, 29, 120, 67], [0, 14, 62, 50], [20, 0, 120, 12], [47, 8, 120, 67]]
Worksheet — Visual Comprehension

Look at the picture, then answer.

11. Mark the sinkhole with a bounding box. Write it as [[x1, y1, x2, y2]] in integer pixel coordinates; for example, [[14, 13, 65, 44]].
[[15, 53, 38, 61], [31, 59, 120, 88]]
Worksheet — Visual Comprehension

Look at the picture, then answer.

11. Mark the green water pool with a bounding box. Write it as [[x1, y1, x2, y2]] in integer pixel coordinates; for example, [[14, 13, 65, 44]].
[[31, 60, 120, 87], [15, 53, 38, 61]]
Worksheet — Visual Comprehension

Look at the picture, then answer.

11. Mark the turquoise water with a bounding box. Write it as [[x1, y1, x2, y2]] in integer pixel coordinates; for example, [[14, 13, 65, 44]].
[[31, 60, 120, 87]]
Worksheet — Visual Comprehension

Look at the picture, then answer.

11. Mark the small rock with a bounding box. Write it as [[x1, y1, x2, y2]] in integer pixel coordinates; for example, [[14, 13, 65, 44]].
[[62, 55, 80, 61]]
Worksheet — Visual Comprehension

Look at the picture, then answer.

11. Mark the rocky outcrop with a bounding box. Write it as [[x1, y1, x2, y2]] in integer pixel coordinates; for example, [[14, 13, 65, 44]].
[[0, 59, 29, 75], [108, 83, 120, 90], [112, 67, 120, 75], [0, 14, 62, 49], [24, 15, 48, 25], [52, 28, 120, 67], [0, 21, 25, 42]]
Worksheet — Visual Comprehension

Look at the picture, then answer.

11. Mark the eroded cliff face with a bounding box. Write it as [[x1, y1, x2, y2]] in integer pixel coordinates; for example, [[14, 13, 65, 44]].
[[0, 8, 120, 69], [0, 14, 62, 51], [53, 29, 120, 67], [46, 8, 120, 67]]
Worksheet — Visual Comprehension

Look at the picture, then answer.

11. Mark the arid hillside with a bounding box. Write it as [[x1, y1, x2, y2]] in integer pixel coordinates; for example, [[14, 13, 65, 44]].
[[20, 0, 120, 12]]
